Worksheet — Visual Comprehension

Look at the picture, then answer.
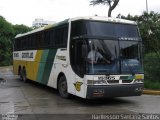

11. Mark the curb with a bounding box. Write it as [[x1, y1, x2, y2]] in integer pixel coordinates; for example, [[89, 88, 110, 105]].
[[143, 90, 160, 95]]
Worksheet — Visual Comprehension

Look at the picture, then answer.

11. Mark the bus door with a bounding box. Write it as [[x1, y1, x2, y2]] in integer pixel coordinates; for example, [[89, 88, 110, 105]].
[[71, 39, 86, 96], [74, 40, 86, 78]]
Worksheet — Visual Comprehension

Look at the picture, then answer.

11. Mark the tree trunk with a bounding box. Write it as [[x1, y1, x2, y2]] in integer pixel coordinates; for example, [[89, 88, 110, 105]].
[[108, 0, 119, 17], [108, 8, 112, 17]]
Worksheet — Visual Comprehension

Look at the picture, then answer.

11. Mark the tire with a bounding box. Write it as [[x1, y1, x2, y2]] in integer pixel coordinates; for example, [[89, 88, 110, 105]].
[[21, 67, 27, 82], [58, 76, 70, 98], [18, 66, 21, 75]]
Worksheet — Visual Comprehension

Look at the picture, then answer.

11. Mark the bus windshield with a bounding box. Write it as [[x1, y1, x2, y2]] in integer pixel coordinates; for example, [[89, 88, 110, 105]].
[[70, 20, 143, 77], [86, 39, 143, 75]]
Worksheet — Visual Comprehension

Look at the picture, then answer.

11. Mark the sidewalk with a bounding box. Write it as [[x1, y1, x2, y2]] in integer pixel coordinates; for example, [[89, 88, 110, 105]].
[[143, 89, 160, 95]]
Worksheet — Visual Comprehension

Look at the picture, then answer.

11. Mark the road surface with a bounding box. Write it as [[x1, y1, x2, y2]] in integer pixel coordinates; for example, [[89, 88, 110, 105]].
[[0, 66, 160, 120]]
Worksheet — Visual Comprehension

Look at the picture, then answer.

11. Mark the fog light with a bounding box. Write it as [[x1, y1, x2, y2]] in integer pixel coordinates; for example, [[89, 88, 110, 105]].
[[135, 87, 143, 92], [134, 79, 144, 83], [87, 80, 107, 85], [93, 80, 106, 84], [87, 80, 93, 85], [93, 89, 104, 93]]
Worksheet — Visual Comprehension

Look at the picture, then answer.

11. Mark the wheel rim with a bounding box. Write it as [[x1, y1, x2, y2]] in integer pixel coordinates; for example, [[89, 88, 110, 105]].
[[60, 80, 67, 94], [22, 75, 26, 82], [21, 69, 26, 82]]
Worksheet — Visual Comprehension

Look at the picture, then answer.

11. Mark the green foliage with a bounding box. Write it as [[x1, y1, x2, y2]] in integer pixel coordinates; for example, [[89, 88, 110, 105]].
[[0, 16, 14, 37], [13, 24, 32, 36], [144, 52, 160, 81], [121, 12, 160, 87], [90, 0, 119, 17], [121, 11, 160, 56], [0, 16, 31, 66], [144, 79, 160, 90], [0, 16, 14, 66]]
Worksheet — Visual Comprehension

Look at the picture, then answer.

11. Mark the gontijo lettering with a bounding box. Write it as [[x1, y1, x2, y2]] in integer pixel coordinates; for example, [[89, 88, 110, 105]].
[[13, 53, 19, 57], [22, 52, 33, 58]]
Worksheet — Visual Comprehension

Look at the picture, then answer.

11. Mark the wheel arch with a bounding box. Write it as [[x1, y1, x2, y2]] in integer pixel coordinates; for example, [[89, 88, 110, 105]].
[[57, 72, 70, 98]]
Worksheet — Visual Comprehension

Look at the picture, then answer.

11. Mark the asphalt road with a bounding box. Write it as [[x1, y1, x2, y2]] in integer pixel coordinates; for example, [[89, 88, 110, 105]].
[[0, 66, 160, 120]]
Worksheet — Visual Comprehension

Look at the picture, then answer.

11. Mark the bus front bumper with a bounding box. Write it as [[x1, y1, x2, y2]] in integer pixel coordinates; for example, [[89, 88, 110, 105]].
[[86, 83, 144, 99]]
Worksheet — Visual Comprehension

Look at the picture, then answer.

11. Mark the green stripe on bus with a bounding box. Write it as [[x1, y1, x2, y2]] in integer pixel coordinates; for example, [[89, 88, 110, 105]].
[[37, 50, 49, 83], [37, 63, 45, 83], [41, 49, 57, 84], [36, 49, 57, 84]]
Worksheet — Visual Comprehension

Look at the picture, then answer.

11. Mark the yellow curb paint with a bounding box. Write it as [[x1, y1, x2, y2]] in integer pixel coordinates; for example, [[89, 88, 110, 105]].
[[143, 90, 160, 95]]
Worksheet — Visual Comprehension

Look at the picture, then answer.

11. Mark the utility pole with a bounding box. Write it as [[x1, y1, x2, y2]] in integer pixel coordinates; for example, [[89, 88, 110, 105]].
[[146, 0, 148, 14]]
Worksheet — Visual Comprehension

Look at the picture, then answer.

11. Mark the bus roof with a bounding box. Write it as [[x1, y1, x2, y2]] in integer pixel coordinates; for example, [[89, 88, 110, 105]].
[[15, 19, 69, 38], [15, 16, 136, 38], [70, 16, 136, 24]]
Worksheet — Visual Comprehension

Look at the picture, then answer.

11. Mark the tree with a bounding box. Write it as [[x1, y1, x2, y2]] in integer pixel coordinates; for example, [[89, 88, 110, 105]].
[[13, 24, 32, 36], [0, 16, 32, 66], [121, 12, 160, 56], [0, 16, 14, 65], [12, 24, 32, 49], [90, 0, 119, 17]]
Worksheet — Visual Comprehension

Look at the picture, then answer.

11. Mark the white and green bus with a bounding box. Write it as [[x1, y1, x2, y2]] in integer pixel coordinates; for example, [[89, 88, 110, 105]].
[[13, 16, 144, 99]]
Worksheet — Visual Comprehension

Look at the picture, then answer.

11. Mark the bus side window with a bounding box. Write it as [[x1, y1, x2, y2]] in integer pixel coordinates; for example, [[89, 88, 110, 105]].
[[21, 37, 24, 50], [50, 30, 55, 47], [44, 30, 50, 47], [36, 33, 42, 49], [55, 25, 68, 48], [55, 28, 63, 47], [40, 32, 44, 48], [32, 34, 36, 49], [63, 26, 68, 47], [14, 39, 18, 51]]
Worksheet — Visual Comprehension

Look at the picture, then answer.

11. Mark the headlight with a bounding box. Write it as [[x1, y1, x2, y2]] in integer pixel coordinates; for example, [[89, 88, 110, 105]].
[[87, 80, 93, 85], [134, 79, 144, 83], [134, 74, 144, 83]]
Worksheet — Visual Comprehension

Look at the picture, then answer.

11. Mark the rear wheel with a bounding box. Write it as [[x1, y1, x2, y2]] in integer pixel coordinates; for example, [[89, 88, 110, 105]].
[[58, 76, 70, 98], [20, 67, 27, 82], [18, 66, 21, 75]]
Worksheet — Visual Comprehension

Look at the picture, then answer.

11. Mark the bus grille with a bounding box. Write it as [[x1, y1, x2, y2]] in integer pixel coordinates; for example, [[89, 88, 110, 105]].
[[107, 80, 132, 84], [122, 80, 132, 83], [107, 80, 119, 84]]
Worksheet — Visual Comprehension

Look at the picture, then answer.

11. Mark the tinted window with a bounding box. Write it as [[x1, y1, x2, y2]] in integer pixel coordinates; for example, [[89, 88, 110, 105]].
[[55, 25, 68, 47], [87, 21, 140, 38], [71, 21, 87, 37], [37, 32, 44, 47], [14, 23, 69, 51], [50, 30, 55, 46], [44, 30, 51, 46]]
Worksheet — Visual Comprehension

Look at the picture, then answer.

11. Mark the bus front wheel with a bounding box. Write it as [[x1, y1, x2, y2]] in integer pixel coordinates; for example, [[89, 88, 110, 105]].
[[58, 76, 70, 98]]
